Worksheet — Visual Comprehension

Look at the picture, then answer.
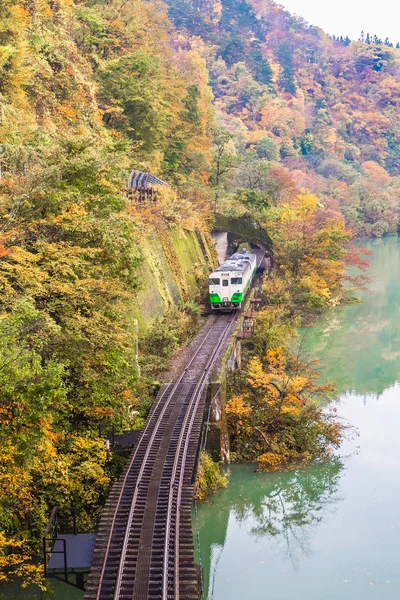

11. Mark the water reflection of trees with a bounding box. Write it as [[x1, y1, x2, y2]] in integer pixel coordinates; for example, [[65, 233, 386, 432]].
[[231, 459, 343, 568], [301, 243, 400, 397], [199, 460, 344, 598]]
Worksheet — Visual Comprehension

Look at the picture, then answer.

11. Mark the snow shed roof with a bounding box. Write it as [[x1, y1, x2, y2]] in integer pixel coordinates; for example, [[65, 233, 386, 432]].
[[128, 170, 169, 190]]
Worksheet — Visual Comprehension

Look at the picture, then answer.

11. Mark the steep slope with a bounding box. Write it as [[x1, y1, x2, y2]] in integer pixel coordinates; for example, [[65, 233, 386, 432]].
[[0, 0, 215, 584]]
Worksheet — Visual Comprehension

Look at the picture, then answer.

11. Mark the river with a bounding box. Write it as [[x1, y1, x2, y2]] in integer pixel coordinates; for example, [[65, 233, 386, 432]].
[[194, 236, 400, 600]]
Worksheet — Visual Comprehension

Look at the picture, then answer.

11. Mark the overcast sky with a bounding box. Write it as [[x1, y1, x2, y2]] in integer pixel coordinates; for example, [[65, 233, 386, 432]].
[[278, 0, 400, 44]]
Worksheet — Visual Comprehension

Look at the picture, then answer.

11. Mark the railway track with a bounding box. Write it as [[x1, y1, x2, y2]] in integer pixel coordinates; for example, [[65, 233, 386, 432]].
[[85, 312, 237, 600]]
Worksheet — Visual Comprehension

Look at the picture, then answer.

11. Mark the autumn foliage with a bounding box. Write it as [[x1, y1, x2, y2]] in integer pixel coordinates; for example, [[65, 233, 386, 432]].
[[227, 344, 343, 470], [167, 0, 400, 236], [0, 0, 214, 584], [265, 191, 351, 308], [1, 0, 399, 582]]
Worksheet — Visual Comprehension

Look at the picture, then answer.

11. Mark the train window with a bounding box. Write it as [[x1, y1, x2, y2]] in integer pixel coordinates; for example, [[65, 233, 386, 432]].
[[222, 279, 229, 286], [209, 278, 220, 285], [231, 277, 242, 285]]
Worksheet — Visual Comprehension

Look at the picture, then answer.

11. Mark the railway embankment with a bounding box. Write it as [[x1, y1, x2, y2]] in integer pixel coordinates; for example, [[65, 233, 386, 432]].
[[85, 312, 240, 600]]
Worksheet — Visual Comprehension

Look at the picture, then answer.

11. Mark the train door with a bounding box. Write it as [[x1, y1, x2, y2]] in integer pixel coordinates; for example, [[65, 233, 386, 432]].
[[221, 277, 230, 305]]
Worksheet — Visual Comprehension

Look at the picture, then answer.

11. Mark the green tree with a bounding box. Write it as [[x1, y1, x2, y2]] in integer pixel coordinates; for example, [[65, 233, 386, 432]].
[[300, 129, 316, 155]]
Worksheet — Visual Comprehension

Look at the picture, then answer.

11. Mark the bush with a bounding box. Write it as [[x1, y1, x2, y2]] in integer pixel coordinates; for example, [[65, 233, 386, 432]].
[[140, 304, 201, 376], [195, 451, 228, 501]]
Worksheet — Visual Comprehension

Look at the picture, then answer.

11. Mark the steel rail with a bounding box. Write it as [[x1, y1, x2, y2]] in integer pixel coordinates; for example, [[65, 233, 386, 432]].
[[162, 312, 236, 600], [92, 316, 219, 600], [110, 315, 233, 600], [93, 382, 177, 600]]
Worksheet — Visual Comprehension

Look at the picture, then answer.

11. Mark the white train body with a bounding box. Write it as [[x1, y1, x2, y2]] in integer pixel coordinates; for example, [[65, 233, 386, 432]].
[[209, 250, 257, 310]]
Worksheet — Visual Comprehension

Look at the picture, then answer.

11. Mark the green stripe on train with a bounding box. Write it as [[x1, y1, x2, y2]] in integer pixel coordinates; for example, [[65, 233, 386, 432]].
[[230, 292, 244, 302], [209, 292, 244, 304], [209, 293, 222, 304]]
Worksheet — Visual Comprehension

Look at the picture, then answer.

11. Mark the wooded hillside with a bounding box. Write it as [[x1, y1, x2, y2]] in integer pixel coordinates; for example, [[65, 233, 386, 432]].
[[167, 0, 400, 236], [0, 0, 214, 585], [1, 0, 399, 586]]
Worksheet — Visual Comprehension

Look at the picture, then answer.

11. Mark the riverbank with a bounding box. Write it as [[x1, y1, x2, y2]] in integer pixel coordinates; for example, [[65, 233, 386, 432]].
[[195, 236, 400, 600]]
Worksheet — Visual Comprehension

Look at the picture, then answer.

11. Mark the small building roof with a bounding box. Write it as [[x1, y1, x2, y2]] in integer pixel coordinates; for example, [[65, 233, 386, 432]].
[[48, 534, 96, 570], [128, 170, 168, 190]]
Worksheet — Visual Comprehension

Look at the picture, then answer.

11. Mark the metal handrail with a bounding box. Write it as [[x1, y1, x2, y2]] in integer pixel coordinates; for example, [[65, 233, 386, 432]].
[[43, 506, 77, 582], [43, 537, 68, 582], [43, 506, 77, 539]]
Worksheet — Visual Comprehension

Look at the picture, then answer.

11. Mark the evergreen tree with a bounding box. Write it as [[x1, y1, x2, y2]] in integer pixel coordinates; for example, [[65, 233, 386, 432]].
[[247, 42, 273, 85], [300, 130, 316, 155], [219, 35, 246, 66], [278, 44, 296, 95]]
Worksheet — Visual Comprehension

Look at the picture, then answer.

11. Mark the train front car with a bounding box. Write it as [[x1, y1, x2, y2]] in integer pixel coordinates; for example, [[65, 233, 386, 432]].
[[209, 250, 257, 311]]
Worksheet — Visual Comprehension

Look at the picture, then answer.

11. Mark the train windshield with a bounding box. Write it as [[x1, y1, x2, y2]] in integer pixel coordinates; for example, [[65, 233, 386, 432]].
[[231, 277, 242, 285], [209, 278, 220, 286]]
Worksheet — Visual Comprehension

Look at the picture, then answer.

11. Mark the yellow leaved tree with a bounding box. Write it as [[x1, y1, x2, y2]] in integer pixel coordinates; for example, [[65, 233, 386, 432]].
[[226, 344, 342, 471], [265, 192, 351, 309]]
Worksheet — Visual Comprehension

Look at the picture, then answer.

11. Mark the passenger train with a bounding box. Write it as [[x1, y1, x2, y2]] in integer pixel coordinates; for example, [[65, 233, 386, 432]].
[[209, 249, 258, 310]]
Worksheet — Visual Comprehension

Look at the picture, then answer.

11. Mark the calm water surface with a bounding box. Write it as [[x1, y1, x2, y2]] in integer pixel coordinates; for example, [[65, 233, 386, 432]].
[[195, 236, 400, 600]]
